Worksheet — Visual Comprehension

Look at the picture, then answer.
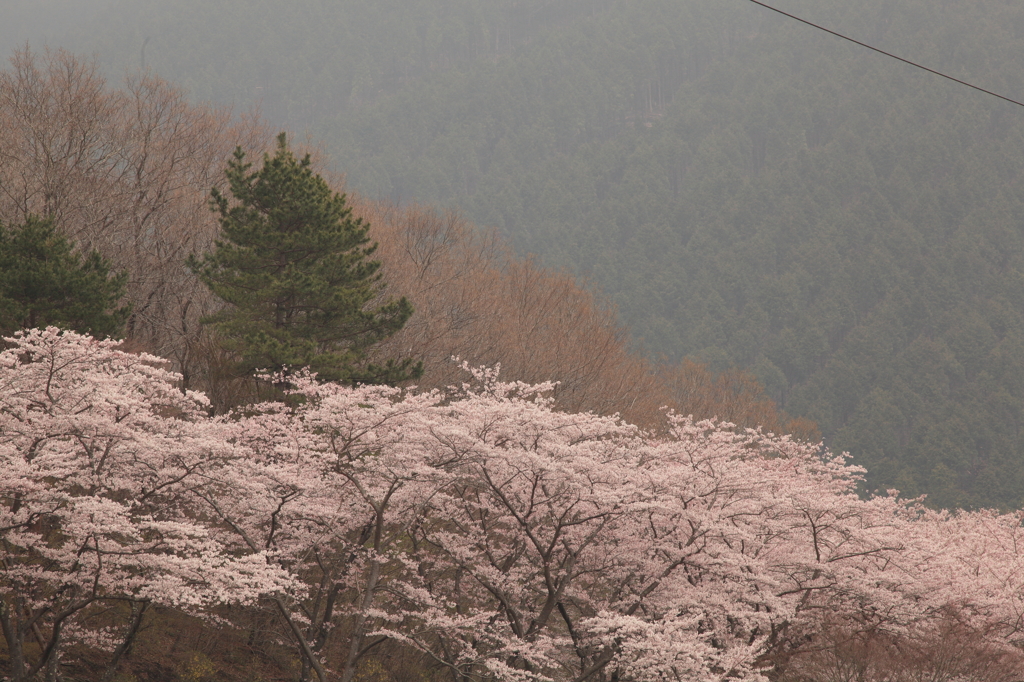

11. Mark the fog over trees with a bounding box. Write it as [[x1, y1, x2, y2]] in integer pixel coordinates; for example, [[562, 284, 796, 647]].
[[5, 1, 1024, 679], [6, 0, 1020, 509]]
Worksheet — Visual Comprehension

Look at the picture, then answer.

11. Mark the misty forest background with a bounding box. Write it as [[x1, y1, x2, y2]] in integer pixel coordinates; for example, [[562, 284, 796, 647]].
[[6, 0, 1024, 511]]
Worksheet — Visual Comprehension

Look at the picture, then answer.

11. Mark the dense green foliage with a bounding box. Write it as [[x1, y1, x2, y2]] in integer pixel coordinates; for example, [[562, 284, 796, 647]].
[[190, 135, 418, 385], [10, 0, 1024, 507], [0, 216, 129, 338]]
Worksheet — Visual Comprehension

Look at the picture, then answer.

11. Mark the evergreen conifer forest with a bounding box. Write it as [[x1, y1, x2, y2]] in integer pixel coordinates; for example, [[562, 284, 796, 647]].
[[5, 1, 1024, 679]]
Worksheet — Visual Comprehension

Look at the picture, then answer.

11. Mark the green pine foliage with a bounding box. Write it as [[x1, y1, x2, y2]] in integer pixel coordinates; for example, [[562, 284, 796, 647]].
[[0, 216, 130, 338], [189, 134, 419, 386]]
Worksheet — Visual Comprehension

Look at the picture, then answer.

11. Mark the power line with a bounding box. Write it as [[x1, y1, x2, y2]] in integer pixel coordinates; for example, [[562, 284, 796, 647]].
[[745, 0, 1024, 110]]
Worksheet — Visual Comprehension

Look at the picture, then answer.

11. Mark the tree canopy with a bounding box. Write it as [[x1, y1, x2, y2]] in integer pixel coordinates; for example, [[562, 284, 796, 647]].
[[0, 215, 129, 338], [4, 328, 1024, 681], [190, 133, 419, 386]]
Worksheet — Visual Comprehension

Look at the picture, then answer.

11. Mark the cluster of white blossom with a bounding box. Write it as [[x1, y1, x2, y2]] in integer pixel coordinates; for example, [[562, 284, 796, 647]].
[[3, 329, 1023, 682]]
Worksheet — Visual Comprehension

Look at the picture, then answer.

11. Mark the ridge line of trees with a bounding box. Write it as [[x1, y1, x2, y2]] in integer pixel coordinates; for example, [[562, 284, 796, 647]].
[[0, 46, 810, 432]]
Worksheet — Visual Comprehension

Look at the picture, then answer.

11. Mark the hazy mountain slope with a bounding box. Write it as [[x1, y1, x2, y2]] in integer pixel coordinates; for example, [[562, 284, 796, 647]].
[[8, 0, 1024, 508], [313, 0, 1024, 509], [4, 0, 609, 129]]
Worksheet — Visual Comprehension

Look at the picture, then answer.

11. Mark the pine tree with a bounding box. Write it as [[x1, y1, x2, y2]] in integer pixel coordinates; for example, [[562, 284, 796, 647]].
[[189, 134, 420, 385], [0, 216, 130, 338]]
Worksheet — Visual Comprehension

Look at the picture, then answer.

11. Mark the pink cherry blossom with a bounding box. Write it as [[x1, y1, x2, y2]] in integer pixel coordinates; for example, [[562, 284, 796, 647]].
[[5, 332, 1023, 682], [0, 329, 292, 681]]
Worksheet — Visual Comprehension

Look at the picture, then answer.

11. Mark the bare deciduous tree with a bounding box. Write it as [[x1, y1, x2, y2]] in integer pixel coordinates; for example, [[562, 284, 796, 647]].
[[361, 200, 807, 433], [0, 47, 268, 388], [0, 47, 804, 434]]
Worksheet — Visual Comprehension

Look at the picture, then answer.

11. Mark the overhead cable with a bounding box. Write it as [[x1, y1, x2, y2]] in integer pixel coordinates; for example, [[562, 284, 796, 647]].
[[746, 0, 1024, 109]]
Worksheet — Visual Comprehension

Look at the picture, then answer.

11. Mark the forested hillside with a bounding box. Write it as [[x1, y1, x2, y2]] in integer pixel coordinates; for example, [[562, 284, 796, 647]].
[[7, 0, 1024, 508], [315, 0, 1024, 510], [10, 7, 1024, 680], [0, 50, 819, 682]]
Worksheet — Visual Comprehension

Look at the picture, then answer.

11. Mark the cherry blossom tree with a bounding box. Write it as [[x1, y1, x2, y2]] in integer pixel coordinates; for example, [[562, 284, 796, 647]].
[[403, 407, 898, 682], [386, 396, 1024, 682], [209, 365, 1024, 682], [395, 369, 647, 682], [4, 330, 1024, 682], [0, 328, 292, 682], [196, 366, 648, 682], [597, 419, 916, 682], [772, 506, 1024, 682], [197, 373, 467, 682]]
